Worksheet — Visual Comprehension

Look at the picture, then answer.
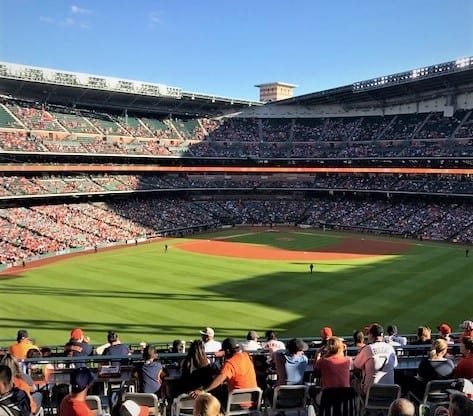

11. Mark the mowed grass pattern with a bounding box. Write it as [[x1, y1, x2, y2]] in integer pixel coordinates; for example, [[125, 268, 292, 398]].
[[0, 229, 471, 346]]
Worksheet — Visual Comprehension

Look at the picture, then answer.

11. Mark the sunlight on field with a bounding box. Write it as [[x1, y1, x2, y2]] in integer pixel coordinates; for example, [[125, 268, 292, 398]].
[[0, 229, 470, 345]]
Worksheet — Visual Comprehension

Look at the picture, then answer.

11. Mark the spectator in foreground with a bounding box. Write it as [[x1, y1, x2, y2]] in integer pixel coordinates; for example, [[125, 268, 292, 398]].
[[454, 336, 473, 379], [8, 330, 39, 361], [133, 346, 165, 395], [407, 338, 455, 400], [435, 393, 473, 416], [0, 365, 30, 416], [0, 353, 41, 415], [177, 340, 218, 395], [449, 392, 473, 416], [353, 324, 398, 396], [314, 336, 351, 388], [388, 398, 415, 416], [189, 338, 257, 405], [274, 338, 309, 386], [59, 367, 95, 416], [193, 393, 222, 416], [313, 336, 351, 405]]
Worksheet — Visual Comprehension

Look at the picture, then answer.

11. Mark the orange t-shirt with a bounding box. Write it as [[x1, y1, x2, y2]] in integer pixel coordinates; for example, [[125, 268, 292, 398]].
[[59, 395, 95, 416], [221, 352, 257, 392], [9, 341, 40, 360]]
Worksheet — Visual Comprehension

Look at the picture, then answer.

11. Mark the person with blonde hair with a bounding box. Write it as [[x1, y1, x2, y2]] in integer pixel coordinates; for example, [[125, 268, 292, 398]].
[[412, 326, 432, 345], [407, 338, 455, 400], [388, 398, 415, 416], [313, 336, 352, 404], [314, 336, 351, 389], [193, 393, 222, 416]]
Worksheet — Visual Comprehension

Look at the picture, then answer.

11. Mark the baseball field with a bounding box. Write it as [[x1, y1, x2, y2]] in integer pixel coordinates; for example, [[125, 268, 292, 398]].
[[0, 227, 471, 346]]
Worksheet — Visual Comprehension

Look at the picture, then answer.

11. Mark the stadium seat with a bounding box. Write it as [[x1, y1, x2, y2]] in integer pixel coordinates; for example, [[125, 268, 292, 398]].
[[123, 392, 163, 416], [318, 387, 358, 416], [171, 394, 194, 416], [224, 387, 263, 416], [362, 383, 401, 415], [85, 395, 103, 415], [267, 385, 308, 416]]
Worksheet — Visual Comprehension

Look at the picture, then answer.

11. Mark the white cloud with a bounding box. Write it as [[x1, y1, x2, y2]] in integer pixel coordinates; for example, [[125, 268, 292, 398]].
[[71, 5, 92, 15], [150, 11, 162, 25], [39, 6, 92, 30]]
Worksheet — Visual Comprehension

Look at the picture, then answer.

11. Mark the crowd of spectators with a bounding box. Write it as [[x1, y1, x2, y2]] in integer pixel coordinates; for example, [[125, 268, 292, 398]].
[[2, 324, 473, 416], [1, 173, 472, 197], [1, 98, 472, 158], [1, 196, 471, 266]]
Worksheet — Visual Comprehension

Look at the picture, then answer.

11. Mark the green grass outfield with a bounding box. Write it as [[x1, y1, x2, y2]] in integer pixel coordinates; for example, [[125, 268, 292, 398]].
[[0, 228, 471, 346]]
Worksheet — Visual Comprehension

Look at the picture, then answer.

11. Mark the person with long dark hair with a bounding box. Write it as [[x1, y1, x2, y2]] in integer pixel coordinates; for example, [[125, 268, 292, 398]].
[[178, 340, 218, 394]]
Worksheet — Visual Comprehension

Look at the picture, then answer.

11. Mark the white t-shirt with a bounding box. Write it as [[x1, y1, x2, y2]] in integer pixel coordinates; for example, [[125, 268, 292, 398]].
[[204, 339, 222, 353], [353, 341, 398, 394], [241, 340, 262, 351], [262, 339, 286, 353]]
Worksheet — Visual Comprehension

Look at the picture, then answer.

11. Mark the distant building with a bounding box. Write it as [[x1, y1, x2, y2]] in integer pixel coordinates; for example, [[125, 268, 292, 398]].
[[255, 82, 298, 102]]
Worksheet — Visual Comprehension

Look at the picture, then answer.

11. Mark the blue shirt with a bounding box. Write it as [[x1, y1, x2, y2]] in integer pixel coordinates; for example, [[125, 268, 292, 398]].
[[136, 360, 163, 394], [275, 352, 308, 385]]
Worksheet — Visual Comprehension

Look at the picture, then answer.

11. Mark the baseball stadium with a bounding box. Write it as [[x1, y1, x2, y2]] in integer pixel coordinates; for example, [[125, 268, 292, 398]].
[[0, 56, 472, 415]]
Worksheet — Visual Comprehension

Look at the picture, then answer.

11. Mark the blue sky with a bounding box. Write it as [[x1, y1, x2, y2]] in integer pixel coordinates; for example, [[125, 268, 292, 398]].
[[1, 1, 472, 100]]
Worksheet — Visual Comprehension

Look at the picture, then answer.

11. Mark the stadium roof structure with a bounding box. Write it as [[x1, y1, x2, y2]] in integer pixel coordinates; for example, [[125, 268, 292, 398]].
[[0, 62, 262, 117], [270, 57, 473, 109], [0, 57, 472, 117]]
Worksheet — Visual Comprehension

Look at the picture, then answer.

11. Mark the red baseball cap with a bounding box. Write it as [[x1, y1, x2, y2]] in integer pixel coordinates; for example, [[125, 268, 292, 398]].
[[70, 328, 84, 340], [437, 323, 451, 335], [321, 327, 333, 338]]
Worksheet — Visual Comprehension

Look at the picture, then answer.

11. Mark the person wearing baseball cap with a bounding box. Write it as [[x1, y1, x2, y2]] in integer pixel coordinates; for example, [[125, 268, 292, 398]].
[[200, 327, 222, 354], [437, 323, 454, 344], [274, 338, 309, 386], [63, 328, 93, 367], [59, 367, 96, 416], [189, 337, 257, 406], [241, 331, 261, 352], [353, 324, 398, 396], [8, 330, 39, 360]]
